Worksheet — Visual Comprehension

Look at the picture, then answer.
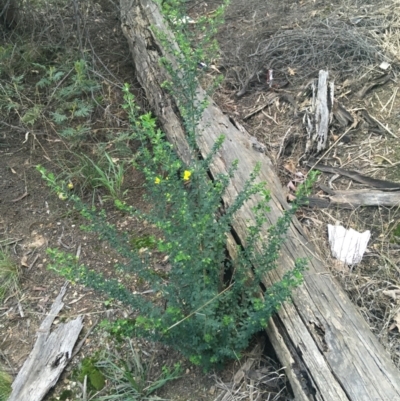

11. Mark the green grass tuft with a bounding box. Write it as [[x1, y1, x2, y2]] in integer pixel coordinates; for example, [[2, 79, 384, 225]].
[[0, 365, 12, 401], [0, 249, 21, 301]]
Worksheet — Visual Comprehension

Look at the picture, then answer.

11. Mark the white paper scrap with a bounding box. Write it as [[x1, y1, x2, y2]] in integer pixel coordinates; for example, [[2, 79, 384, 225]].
[[379, 61, 390, 70], [327, 224, 371, 265]]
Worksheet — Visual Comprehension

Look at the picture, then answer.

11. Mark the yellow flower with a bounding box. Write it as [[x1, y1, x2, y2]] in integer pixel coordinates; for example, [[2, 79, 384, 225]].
[[183, 170, 191, 181], [67, 181, 74, 190], [155, 177, 161, 184], [58, 192, 67, 200]]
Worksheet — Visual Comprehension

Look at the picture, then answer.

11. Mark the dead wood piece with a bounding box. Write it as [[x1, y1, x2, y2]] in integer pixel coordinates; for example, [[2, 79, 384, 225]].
[[318, 183, 336, 196], [235, 68, 267, 98], [120, 1, 400, 400], [333, 190, 400, 208], [71, 318, 99, 359], [279, 93, 298, 116], [358, 108, 398, 138], [332, 101, 353, 127], [305, 71, 333, 154], [309, 162, 400, 190], [310, 189, 400, 209], [8, 282, 83, 401], [356, 74, 390, 99], [233, 343, 262, 386], [306, 197, 334, 208]]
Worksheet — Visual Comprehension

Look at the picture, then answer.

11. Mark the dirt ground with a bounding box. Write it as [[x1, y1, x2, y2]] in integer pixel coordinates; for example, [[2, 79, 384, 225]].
[[1, 0, 400, 400]]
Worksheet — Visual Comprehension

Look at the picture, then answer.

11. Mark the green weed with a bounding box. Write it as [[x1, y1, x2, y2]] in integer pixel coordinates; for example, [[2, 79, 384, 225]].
[[59, 389, 73, 401], [41, 94, 314, 370], [78, 152, 127, 200], [93, 340, 181, 401], [130, 235, 157, 251], [75, 357, 106, 392], [0, 364, 12, 401], [100, 319, 137, 343], [0, 45, 100, 143], [0, 249, 21, 301], [49, 150, 128, 201]]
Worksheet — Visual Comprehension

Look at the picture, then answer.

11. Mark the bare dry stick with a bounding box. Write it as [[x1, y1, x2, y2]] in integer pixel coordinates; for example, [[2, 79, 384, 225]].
[[243, 93, 279, 120], [355, 107, 398, 138], [388, 87, 398, 116], [307, 122, 357, 173], [276, 127, 291, 160]]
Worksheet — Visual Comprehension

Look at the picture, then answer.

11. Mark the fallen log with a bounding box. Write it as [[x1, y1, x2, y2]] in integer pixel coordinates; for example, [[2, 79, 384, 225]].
[[8, 282, 83, 401], [309, 162, 400, 190], [120, 1, 400, 400], [330, 189, 400, 207], [308, 189, 400, 209]]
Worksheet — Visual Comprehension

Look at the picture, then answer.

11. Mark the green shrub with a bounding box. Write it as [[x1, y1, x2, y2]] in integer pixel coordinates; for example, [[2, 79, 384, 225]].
[[39, 93, 314, 369], [38, 0, 316, 370]]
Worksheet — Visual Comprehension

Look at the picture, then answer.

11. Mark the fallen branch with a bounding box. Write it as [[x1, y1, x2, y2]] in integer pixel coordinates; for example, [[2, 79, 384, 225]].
[[8, 282, 83, 401], [358, 108, 398, 138], [356, 74, 391, 98], [308, 189, 400, 208], [309, 162, 400, 190]]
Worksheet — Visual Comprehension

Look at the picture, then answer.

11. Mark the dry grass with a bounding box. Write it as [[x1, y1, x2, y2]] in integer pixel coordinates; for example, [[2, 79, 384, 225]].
[[218, 0, 400, 95], [213, 355, 290, 401]]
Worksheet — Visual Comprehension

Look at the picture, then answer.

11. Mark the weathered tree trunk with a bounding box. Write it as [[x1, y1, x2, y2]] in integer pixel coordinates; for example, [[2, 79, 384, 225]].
[[120, 1, 400, 400]]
